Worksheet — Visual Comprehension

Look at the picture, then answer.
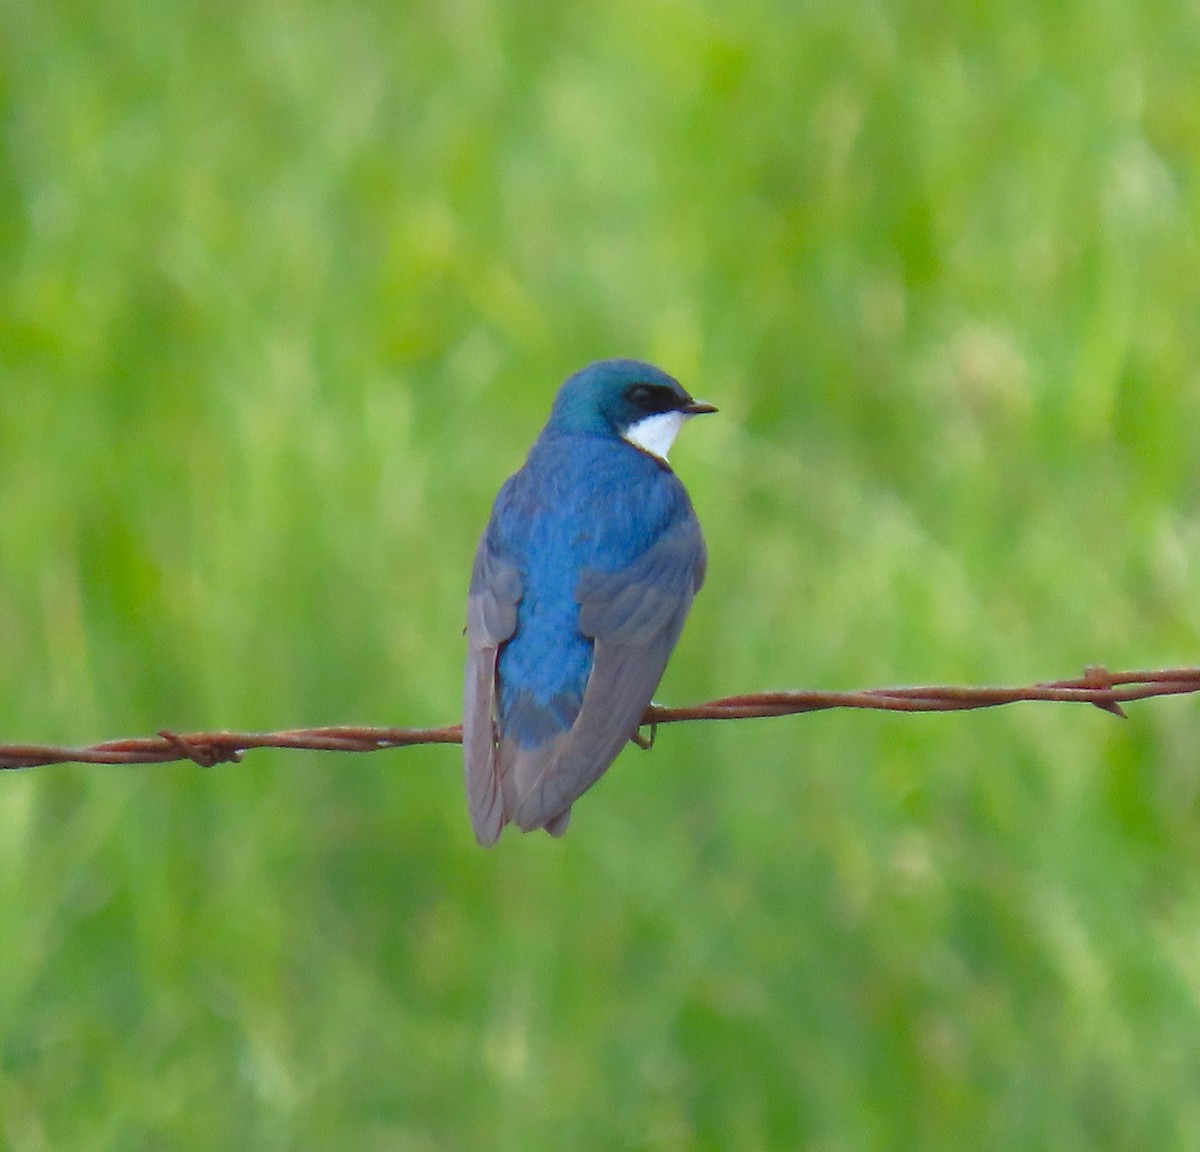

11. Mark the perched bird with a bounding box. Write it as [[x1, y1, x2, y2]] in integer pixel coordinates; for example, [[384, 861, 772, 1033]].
[[464, 359, 716, 846]]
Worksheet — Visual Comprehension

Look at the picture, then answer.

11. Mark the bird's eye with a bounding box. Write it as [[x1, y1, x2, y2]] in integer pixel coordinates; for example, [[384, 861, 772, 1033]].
[[626, 383, 676, 411]]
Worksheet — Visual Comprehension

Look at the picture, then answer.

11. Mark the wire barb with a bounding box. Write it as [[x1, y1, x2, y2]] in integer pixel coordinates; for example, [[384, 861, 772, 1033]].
[[157, 730, 243, 768], [0, 665, 1195, 771]]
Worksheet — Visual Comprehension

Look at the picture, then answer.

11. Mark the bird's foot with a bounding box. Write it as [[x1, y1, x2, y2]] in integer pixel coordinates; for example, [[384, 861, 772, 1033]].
[[631, 722, 658, 751]]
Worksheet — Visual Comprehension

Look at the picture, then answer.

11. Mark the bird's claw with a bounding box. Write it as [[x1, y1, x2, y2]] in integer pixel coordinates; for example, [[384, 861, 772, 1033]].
[[632, 722, 658, 751]]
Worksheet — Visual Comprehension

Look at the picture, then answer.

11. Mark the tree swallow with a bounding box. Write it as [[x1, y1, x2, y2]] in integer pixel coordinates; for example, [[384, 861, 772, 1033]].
[[464, 359, 716, 846]]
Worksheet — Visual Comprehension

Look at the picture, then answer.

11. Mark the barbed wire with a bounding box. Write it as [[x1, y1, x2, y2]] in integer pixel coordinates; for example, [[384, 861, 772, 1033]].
[[0, 665, 1195, 772]]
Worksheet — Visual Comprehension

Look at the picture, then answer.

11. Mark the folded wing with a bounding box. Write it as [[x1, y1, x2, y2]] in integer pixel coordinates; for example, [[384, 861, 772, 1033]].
[[464, 537, 522, 845], [513, 516, 706, 831]]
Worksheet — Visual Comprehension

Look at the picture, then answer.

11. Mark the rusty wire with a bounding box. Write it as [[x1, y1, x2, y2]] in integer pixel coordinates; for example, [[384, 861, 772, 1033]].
[[0, 665, 1196, 771]]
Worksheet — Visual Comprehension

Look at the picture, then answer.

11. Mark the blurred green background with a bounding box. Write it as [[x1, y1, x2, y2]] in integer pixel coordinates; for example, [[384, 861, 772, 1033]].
[[2, 0, 1200, 1148]]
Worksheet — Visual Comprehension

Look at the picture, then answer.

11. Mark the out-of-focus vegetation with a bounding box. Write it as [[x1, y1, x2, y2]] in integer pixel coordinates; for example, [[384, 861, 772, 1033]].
[[2, 1, 1199, 1148]]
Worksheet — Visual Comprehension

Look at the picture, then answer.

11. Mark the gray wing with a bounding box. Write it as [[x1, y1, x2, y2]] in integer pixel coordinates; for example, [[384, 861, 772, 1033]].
[[464, 535, 522, 846], [513, 516, 705, 831]]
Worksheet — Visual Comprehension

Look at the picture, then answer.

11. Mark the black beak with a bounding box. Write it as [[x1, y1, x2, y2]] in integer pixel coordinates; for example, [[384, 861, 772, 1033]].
[[682, 399, 718, 415]]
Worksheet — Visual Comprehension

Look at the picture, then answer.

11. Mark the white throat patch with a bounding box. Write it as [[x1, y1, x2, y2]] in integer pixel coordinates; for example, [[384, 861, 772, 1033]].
[[622, 411, 688, 462]]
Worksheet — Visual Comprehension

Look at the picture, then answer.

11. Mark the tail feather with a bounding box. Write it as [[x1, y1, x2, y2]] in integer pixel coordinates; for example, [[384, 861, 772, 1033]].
[[501, 733, 574, 834]]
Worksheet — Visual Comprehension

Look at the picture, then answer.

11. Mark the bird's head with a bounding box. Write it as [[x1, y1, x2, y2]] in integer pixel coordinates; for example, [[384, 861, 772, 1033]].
[[549, 359, 717, 462]]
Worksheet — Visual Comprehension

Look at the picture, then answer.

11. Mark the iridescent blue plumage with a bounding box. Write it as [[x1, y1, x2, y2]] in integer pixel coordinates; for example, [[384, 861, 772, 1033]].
[[464, 359, 714, 845]]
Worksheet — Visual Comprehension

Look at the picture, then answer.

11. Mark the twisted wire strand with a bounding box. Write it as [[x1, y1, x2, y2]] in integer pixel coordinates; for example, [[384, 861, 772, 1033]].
[[1, 665, 1195, 771]]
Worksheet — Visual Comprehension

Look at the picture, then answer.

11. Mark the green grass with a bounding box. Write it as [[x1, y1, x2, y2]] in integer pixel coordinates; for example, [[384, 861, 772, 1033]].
[[2, 0, 1200, 1148]]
